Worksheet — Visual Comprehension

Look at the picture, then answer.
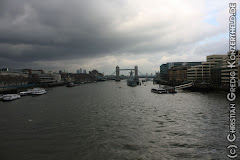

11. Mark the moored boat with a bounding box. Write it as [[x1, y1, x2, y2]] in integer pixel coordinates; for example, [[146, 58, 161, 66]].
[[2, 94, 21, 101], [31, 88, 47, 95], [151, 88, 167, 94], [151, 86, 177, 94], [127, 71, 137, 87], [20, 89, 33, 96]]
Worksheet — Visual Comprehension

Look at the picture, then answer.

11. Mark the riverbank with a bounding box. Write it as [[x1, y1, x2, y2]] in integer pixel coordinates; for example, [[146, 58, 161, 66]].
[[0, 82, 67, 94], [153, 79, 240, 93]]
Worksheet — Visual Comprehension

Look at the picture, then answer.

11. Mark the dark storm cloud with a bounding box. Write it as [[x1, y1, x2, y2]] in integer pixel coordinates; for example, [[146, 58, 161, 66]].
[[0, 0, 128, 62]]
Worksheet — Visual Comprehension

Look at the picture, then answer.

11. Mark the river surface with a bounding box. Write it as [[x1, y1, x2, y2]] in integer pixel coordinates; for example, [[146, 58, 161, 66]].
[[0, 80, 239, 160]]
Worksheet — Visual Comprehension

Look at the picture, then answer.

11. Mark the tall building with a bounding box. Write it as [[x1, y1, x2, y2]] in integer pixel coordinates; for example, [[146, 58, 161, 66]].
[[83, 69, 87, 74], [160, 64, 168, 80], [79, 68, 82, 74]]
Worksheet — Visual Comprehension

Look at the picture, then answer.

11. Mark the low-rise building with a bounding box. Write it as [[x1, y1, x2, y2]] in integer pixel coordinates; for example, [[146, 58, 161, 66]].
[[187, 55, 227, 84], [187, 65, 205, 82], [38, 72, 61, 84], [0, 68, 29, 87], [168, 66, 191, 82], [31, 70, 44, 75]]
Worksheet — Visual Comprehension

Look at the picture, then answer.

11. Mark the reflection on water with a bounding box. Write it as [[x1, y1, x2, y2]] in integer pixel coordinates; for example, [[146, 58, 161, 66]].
[[0, 81, 239, 159]]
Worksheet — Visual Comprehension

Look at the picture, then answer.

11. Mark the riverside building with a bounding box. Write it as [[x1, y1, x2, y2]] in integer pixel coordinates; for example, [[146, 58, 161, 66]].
[[160, 62, 201, 80], [168, 66, 191, 83], [221, 50, 240, 87], [187, 55, 227, 84]]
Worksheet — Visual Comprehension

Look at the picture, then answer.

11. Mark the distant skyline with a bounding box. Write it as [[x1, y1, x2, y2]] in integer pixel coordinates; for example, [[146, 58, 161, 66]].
[[0, 0, 239, 74]]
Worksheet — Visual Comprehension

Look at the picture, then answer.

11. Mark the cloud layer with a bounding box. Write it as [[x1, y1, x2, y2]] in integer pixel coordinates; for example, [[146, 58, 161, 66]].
[[0, 0, 239, 74]]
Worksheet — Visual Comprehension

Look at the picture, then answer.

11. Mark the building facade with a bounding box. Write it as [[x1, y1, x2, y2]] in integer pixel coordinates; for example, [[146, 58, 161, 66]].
[[168, 66, 191, 82], [187, 55, 227, 84], [38, 73, 61, 84], [0, 68, 29, 87], [160, 62, 202, 80], [221, 50, 240, 87], [160, 64, 168, 80]]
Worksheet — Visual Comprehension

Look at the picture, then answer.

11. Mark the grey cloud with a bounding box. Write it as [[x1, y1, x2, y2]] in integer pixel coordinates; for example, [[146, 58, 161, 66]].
[[0, 0, 173, 64], [0, 0, 237, 71]]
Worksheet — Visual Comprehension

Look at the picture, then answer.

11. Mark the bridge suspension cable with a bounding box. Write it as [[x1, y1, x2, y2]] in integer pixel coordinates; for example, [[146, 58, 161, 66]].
[[138, 70, 145, 76], [111, 71, 116, 75]]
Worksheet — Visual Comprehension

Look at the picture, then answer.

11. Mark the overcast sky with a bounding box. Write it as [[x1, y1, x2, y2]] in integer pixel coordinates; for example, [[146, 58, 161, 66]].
[[0, 0, 239, 75]]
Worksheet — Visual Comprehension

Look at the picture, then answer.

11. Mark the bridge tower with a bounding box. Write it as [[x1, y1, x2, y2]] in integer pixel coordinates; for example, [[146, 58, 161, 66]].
[[115, 66, 120, 81], [134, 65, 139, 82]]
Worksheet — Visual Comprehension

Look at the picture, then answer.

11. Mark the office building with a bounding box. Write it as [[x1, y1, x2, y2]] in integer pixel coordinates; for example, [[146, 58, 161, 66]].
[[187, 55, 227, 83], [221, 50, 240, 86], [169, 66, 191, 82], [160, 62, 201, 80]]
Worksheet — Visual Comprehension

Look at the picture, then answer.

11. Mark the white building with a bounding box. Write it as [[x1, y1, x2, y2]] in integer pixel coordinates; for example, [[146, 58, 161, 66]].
[[38, 72, 61, 84]]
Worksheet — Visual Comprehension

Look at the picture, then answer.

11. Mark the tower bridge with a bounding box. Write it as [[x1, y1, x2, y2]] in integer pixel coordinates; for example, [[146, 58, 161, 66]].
[[115, 65, 139, 82]]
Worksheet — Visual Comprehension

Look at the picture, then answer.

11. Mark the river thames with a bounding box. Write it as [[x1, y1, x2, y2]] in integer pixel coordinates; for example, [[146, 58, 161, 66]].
[[0, 80, 239, 160]]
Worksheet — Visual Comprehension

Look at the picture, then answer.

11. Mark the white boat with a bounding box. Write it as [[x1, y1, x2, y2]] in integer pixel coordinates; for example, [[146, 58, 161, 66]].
[[20, 89, 33, 96], [151, 88, 168, 94], [2, 94, 21, 101], [31, 88, 47, 95]]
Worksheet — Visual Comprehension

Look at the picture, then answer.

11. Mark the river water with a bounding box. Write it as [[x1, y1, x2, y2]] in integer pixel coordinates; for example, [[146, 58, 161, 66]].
[[0, 80, 239, 160]]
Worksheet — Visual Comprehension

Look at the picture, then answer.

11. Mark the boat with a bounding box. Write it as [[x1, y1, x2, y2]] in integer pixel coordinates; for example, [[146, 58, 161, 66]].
[[20, 91, 29, 96], [2, 94, 21, 101], [66, 82, 75, 87], [127, 71, 137, 87], [31, 88, 47, 95], [151, 88, 168, 94], [20, 89, 33, 96], [151, 86, 177, 94], [97, 77, 107, 81]]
